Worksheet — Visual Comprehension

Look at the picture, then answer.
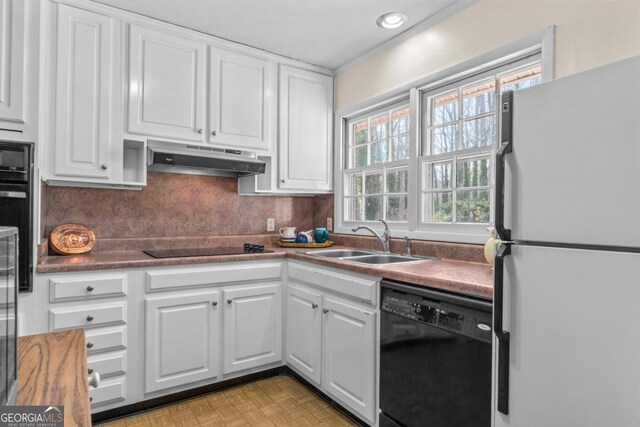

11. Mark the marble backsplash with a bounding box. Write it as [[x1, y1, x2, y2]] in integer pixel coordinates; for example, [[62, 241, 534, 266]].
[[42, 172, 323, 239]]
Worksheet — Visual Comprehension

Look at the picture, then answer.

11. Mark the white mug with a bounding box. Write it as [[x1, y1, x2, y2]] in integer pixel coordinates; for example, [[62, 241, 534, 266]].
[[279, 227, 296, 239]]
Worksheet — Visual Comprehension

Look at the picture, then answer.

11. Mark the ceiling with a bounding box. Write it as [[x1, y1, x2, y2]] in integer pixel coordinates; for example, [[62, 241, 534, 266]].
[[92, 0, 466, 70]]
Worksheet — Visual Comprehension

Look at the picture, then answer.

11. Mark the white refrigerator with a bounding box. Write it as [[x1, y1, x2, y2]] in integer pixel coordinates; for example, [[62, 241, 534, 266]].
[[493, 55, 640, 427]]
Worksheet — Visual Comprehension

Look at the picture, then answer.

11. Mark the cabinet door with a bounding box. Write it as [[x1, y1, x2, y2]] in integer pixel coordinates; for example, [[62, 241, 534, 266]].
[[128, 25, 206, 142], [322, 296, 375, 423], [209, 49, 272, 151], [0, 0, 24, 124], [53, 5, 118, 179], [145, 291, 220, 393], [279, 65, 333, 192], [286, 283, 322, 384], [223, 283, 282, 374]]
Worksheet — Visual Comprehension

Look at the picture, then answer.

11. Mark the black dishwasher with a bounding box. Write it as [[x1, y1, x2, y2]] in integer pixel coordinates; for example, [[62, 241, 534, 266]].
[[380, 280, 492, 427]]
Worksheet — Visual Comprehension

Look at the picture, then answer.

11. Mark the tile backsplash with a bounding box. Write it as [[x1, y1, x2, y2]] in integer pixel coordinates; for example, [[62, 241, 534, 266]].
[[42, 172, 322, 239]]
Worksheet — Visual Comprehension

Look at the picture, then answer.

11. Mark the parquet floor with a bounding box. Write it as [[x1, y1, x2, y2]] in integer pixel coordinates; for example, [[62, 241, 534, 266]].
[[97, 375, 358, 426]]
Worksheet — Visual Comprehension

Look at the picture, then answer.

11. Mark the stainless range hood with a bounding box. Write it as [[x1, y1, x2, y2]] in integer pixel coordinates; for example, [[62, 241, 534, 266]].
[[147, 141, 266, 177]]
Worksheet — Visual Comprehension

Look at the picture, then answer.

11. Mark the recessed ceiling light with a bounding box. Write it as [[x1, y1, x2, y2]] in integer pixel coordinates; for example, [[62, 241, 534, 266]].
[[376, 12, 408, 29]]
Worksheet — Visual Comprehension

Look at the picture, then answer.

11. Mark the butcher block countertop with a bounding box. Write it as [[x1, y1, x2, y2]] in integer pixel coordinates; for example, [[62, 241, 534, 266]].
[[36, 235, 493, 300], [17, 329, 91, 427]]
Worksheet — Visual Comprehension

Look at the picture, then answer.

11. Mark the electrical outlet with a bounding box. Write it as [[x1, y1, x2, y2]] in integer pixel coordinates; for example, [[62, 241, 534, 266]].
[[267, 218, 275, 232], [327, 217, 333, 231]]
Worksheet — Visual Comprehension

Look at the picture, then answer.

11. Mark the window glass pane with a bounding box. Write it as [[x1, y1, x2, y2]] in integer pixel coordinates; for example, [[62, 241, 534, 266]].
[[387, 195, 408, 221], [432, 91, 458, 125], [353, 120, 368, 145], [345, 197, 362, 221], [457, 157, 489, 188], [456, 189, 490, 223], [500, 65, 542, 93], [370, 141, 388, 164], [391, 106, 410, 135], [462, 116, 496, 149], [370, 113, 388, 141], [353, 146, 367, 168], [463, 79, 496, 118], [426, 162, 452, 190], [346, 173, 363, 196], [423, 192, 452, 223], [365, 196, 383, 221], [391, 136, 409, 161], [365, 173, 383, 194], [431, 125, 458, 154], [386, 169, 408, 193]]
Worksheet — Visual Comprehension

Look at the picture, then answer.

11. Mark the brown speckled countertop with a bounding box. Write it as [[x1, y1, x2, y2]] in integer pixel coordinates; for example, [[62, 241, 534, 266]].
[[37, 236, 493, 300]]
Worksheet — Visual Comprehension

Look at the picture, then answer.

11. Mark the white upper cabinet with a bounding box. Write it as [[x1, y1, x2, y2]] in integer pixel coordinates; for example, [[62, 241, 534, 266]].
[[128, 25, 206, 142], [278, 65, 333, 192], [53, 4, 120, 180], [0, 0, 24, 125], [209, 48, 273, 152]]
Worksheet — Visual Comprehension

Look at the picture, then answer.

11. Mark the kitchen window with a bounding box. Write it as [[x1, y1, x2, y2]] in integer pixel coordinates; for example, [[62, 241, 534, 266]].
[[344, 101, 411, 223], [420, 61, 541, 226]]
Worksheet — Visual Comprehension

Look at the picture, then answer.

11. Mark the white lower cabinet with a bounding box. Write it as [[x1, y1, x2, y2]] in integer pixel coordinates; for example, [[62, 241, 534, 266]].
[[285, 279, 377, 424], [144, 291, 220, 393], [223, 283, 282, 374]]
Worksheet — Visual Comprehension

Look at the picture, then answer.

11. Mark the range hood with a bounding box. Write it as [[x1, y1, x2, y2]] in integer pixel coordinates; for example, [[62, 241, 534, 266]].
[[147, 141, 266, 177]]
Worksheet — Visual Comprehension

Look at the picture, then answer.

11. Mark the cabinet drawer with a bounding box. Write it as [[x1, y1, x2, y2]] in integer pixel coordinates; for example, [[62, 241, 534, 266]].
[[85, 327, 126, 354], [90, 377, 125, 407], [50, 274, 127, 302], [288, 262, 378, 305], [49, 303, 126, 331], [146, 262, 283, 291], [88, 352, 126, 379]]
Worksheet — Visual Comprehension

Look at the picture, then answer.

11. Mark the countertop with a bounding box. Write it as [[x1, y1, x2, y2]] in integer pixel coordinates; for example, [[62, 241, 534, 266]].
[[17, 329, 91, 427], [37, 244, 493, 300]]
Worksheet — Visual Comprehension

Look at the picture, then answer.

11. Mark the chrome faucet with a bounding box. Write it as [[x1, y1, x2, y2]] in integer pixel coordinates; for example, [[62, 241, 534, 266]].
[[352, 219, 391, 253], [403, 236, 413, 256]]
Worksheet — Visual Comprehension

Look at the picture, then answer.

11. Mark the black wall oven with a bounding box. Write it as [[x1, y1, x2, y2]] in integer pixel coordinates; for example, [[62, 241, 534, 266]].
[[0, 141, 33, 292]]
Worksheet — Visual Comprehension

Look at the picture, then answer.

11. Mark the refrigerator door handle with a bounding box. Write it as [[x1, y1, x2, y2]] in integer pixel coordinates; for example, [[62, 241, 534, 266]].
[[494, 242, 512, 415], [495, 90, 514, 242]]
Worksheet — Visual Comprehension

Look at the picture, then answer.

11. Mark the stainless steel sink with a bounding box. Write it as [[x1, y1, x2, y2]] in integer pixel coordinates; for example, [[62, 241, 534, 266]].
[[305, 249, 377, 258], [345, 254, 433, 264]]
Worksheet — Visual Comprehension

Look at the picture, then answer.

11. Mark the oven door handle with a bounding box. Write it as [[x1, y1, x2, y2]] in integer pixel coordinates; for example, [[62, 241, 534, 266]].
[[0, 191, 26, 199]]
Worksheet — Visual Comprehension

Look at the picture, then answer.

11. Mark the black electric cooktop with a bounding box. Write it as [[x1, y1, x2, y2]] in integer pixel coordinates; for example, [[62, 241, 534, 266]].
[[144, 244, 272, 259]]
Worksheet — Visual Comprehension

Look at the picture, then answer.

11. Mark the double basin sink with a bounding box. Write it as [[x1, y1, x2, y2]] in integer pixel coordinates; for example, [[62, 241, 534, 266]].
[[305, 248, 437, 265]]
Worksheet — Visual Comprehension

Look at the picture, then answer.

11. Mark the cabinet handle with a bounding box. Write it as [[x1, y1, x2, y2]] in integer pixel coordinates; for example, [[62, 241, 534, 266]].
[[86, 342, 94, 349], [90, 397, 93, 403], [311, 303, 318, 309], [88, 371, 101, 388], [227, 299, 233, 304], [212, 301, 218, 307], [197, 128, 203, 134], [101, 164, 108, 170], [86, 315, 94, 322], [322, 308, 329, 314], [86, 285, 94, 292], [211, 130, 216, 136]]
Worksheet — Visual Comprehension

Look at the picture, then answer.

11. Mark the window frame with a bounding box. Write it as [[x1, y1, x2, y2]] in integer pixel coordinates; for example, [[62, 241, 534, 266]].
[[333, 27, 555, 243]]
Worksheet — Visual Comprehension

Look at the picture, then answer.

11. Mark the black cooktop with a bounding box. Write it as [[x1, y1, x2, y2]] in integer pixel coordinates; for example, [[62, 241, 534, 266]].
[[144, 244, 271, 259]]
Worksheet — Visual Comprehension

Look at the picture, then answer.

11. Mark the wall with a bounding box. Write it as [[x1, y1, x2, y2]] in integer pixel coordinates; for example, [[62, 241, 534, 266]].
[[42, 172, 316, 239], [336, 0, 640, 110]]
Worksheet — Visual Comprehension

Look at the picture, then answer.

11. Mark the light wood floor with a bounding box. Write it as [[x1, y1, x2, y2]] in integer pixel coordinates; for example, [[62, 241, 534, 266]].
[[98, 375, 358, 426]]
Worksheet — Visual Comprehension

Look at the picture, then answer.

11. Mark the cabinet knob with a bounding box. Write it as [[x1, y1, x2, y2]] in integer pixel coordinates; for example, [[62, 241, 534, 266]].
[[281, 179, 285, 183], [86, 342, 94, 349], [86, 285, 94, 292], [211, 130, 216, 136], [86, 315, 94, 322], [90, 397, 93, 403], [323, 308, 329, 314], [88, 368, 94, 375], [227, 299, 233, 304], [212, 301, 218, 307], [101, 164, 108, 170], [88, 371, 101, 388], [197, 128, 203, 134], [311, 303, 318, 309]]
